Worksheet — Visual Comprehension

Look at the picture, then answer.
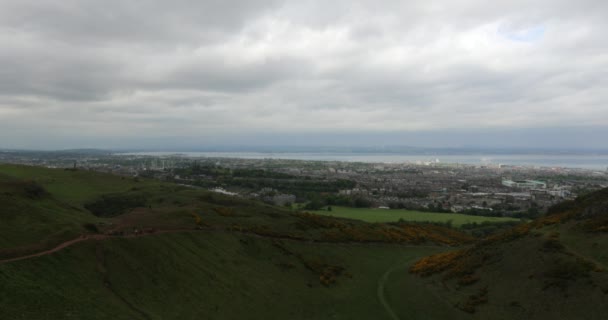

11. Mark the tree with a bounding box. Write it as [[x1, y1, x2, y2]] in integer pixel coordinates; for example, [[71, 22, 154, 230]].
[[304, 199, 324, 210]]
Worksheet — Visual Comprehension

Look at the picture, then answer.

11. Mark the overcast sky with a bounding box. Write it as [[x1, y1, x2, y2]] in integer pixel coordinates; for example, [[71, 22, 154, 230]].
[[1, 0, 607, 150]]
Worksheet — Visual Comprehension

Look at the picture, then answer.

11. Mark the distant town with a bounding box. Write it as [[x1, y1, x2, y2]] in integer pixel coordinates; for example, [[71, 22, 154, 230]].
[[2, 149, 608, 218]]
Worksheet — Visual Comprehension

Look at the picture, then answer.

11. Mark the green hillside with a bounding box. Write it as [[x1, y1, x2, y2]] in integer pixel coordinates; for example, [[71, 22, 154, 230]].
[[0, 164, 469, 319], [0, 164, 160, 206], [2, 163, 606, 319], [409, 188, 608, 319], [313, 206, 520, 226], [0, 173, 97, 253], [1, 232, 448, 319]]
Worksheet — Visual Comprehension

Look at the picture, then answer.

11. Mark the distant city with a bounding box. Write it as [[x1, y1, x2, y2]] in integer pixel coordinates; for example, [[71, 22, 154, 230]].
[[123, 150, 608, 170], [2, 149, 607, 219]]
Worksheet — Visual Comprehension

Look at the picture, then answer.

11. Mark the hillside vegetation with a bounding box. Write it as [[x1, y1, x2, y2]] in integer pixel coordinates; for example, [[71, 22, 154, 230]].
[[3, 163, 606, 319], [409, 187, 608, 319], [0, 164, 469, 319], [314, 206, 520, 226]]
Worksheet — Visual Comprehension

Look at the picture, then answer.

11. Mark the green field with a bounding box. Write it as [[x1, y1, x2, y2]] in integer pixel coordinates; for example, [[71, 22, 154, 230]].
[[314, 206, 521, 227]]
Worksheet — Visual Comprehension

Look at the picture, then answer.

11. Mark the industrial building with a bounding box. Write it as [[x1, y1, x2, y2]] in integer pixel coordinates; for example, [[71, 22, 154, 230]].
[[502, 179, 546, 189]]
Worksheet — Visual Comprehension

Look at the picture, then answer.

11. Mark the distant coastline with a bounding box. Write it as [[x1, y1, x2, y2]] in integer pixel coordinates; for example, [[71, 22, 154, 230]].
[[120, 151, 608, 171], [118, 146, 608, 156], [3, 147, 607, 170]]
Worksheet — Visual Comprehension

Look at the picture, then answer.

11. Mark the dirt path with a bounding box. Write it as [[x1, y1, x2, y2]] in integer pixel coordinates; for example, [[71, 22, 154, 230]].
[[0, 234, 106, 264], [95, 243, 153, 320], [0, 229, 193, 265], [562, 242, 607, 271], [0, 227, 446, 265], [377, 257, 419, 320]]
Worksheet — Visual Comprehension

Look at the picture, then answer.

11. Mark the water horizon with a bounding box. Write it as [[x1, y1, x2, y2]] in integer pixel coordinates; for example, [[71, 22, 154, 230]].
[[121, 151, 608, 171]]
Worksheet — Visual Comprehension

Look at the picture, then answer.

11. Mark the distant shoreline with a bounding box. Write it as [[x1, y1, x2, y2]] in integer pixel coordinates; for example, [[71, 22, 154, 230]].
[[119, 151, 608, 171]]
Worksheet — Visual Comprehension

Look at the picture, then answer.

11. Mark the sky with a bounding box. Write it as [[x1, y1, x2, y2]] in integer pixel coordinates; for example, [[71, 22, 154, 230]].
[[0, 0, 607, 150]]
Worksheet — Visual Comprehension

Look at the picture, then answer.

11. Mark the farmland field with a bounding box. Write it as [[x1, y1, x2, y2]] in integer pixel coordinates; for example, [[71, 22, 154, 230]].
[[313, 206, 521, 227]]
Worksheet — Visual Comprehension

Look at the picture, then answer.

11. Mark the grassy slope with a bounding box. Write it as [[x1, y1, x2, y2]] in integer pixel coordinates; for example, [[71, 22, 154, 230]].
[[314, 206, 520, 227], [415, 235, 607, 320], [0, 164, 474, 319], [385, 264, 472, 320], [0, 164, 203, 255], [408, 189, 608, 319], [0, 232, 447, 320], [0, 163, 156, 250], [0, 172, 96, 251], [0, 164, 161, 207], [10, 163, 605, 319]]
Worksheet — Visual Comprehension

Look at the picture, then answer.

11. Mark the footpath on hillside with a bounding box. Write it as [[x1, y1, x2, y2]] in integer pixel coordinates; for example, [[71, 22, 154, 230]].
[[0, 228, 194, 264], [0, 227, 445, 265]]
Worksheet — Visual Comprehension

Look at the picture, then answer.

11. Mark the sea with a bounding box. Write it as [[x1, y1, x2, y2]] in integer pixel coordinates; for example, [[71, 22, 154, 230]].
[[122, 152, 608, 171]]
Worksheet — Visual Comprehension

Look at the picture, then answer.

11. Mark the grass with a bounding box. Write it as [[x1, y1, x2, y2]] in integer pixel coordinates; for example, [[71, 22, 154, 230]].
[[384, 258, 472, 320], [0, 172, 98, 251], [0, 164, 161, 208], [0, 232, 449, 320], [3, 163, 606, 319], [0, 164, 472, 319], [313, 206, 521, 227], [404, 194, 608, 319], [0, 164, 186, 259], [0, 163, 470, 253]]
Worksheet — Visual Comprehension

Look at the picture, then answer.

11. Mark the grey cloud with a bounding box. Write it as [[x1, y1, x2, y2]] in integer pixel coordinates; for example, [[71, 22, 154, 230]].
[[0, 0, 607, 149], [1, 0, 280, 44], [154, 56, 312, 93], [0, 50, 122, 101]]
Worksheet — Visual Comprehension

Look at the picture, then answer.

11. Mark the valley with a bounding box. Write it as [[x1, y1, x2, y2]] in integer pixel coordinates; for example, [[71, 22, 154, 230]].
[[1, 164, 607, 319]]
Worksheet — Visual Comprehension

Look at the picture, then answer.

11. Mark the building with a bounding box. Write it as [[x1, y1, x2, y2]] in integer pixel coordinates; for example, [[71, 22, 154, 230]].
[[502, 179, 546, 189], [272, 194, 296, 206]]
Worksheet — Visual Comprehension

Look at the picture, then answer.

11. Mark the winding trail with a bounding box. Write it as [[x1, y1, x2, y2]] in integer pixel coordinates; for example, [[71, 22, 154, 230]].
[[561, 242, 607, 271], [1, 227, 450, 318], [0, 226, 445, 265], [0, 234, 106, 264], [377, 257, 419, 320], [0, 229, 194, 265], [95, 243, 153, 320]]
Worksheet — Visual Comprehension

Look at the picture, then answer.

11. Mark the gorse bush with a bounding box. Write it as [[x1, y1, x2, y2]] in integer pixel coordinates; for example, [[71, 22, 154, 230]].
[[213, 207, 235, 217], [409, 250, 466, 277], [296, 212, 473, 245]]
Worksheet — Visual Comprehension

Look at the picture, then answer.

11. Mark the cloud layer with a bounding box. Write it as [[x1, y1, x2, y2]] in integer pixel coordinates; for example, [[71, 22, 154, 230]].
[[1, 0, 607, 149]]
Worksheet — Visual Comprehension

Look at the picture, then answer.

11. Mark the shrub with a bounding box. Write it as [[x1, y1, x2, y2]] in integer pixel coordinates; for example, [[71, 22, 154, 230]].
[[298, 255, 345, 286], [190, 212, 208, 227], [213, 207, 235, 217], [541, 239, 565, 252], [22, 181, 47, 198], [546, 200, 577, 215], [543, 257, 593, 290], [410, 250, 466, 276], [83, 223, 99, 233], [457, 287, 488, 313], [458, 275, 480, 286], [84, 193, 147, 217], [545, 258, 592, 280]]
